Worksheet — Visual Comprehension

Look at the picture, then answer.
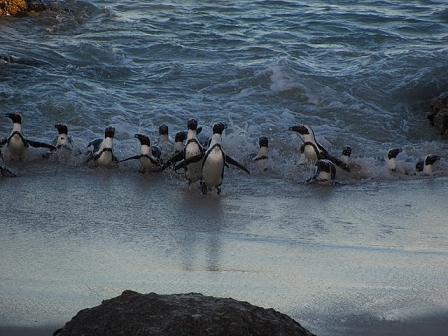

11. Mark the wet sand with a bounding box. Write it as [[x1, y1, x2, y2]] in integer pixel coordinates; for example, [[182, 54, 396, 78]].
[[1, 162, 447, 336]]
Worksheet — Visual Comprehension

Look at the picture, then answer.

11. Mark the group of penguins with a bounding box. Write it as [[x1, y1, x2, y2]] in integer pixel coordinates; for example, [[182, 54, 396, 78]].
[[0, 112, 444, 193]]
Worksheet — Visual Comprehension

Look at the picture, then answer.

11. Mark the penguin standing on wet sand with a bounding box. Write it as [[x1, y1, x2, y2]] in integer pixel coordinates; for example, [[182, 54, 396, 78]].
[[85, 126, 119, 167], [200, 122, 250, 194], [0, 113, 56, 161], [119, 133, 162, 173], [386, 148, 402, 172], [163, 118, 204, 185], [415, 154, 441, 175], [289, 124, 350, 172]]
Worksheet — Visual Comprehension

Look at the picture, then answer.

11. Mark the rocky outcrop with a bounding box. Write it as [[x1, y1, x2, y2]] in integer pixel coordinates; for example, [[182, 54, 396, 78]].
[[0, 0, 45, 16], [53, 290, 316, 336], [428, 94, 448, 135]]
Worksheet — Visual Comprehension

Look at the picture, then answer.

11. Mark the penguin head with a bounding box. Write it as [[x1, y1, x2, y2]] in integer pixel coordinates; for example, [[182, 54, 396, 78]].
[[175, 131, 187, 143], [134, 133, 151, 147], [159, 124, 168, 136], [289, 124, 313, 135], [342, 145, 352, 158], [212, 122, 227, 135], [6, 113, 22, 124], [104, 126, 115, 139], [259, 136, 269, 148], [387, 148, 402, 160], [55, 123, 68, 135], [187, 118, 198, 131], [424, 154, 441, 166]]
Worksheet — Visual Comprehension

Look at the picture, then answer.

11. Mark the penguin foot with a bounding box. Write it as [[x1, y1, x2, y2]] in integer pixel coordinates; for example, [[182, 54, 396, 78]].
[[201, 182, 208, 195]]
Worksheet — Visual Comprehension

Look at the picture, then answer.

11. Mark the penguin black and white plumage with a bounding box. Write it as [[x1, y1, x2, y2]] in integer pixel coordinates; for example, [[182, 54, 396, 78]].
[[289, 124, 350, 172], [174, 131, 187, 155], [386, 148, 402, 172], [158, 124, 172, 161], [341, 146, 352, 165], [119, 133, 162, 173], [415, 154, 441, 175], [85, 126, 119, 167], [310, 159, 336, 182], [201, 122, 250, 194], [54, 123, 73, 150], [163, 118, 204, 185], [251, 136, 269, 171], [1, 113, 56, 161]]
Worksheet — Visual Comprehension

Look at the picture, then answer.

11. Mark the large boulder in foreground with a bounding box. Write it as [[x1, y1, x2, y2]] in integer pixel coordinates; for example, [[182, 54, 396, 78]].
[[53, 290, 315, 336], [428, 94, 448, 135]]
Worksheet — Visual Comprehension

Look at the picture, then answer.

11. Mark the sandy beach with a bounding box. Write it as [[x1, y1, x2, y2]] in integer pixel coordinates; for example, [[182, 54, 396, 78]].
[[1, 161, 447, 336]]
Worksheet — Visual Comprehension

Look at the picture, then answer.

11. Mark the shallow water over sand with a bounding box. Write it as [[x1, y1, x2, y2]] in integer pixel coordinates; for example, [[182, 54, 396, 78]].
[[1, 163, 447, 336]]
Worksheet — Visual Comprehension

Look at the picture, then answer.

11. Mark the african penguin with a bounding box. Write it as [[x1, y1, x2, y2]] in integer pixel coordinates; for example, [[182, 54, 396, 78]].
[[119, 133, 162, 173], [198, 122, 250, 194], [43, 123, 74, 160], [158, 123, 172, 161], [415, 154, 441, 175], [386, 148, 402, 172], [310, 159, 336, 182], [1, 113, 56, 161], [251, 136, 269, 171], [289, 124, 350, 172], [341, 146, 352, 165], [85, 126, 119, 167], [174, 131, 187, 155], [163, 118, 204, 185]]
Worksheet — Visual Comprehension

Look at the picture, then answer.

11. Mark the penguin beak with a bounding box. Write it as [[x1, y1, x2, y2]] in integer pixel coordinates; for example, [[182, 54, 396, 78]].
[[289, 125, 308, 134]]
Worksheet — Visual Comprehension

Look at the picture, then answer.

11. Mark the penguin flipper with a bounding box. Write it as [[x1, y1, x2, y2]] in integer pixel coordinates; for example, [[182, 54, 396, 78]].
[[119, 155, 140, 163], [0, 138, 7, 147], [196, 126, 202, 136], [225, 155, 250, 174], [161, 151, 184, 171], [1, 167, 17, 177], [26, 139, 57, 150], [174, 153, 205, 171], [320, 153, 350, 172]]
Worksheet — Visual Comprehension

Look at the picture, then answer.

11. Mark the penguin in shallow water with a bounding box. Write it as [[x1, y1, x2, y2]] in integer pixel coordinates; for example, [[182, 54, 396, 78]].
[[119, 133, 162, 173], [0, 113, 56, 161], [415, 154, 441, 175], [341, 145, 352, 165], [158, 124, 172, 161], [310, 159, 336, 183], [85, 126, 119, 167], [163, 118, 204, 185], [386, 148, 402, 172], [174, 131, 187, 155], [289, 124, 350, 172], [250, 136, 269, 171], [53, 123, 73, 150]]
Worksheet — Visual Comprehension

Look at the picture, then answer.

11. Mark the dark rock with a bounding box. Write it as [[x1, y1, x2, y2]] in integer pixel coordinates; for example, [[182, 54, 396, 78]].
[[428, 94, 448, 135], [53, 290, 316, 336], [0, 0, 45, 16]]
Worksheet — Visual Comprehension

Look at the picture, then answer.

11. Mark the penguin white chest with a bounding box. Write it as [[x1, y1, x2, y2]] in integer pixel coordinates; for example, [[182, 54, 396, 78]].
[[184, 142, 203, 183], [96, 150, 113, 166], [140, 156, 158, 172], [7, 134, 27, 159], [202, 148, 224, 187], [304, 144, 318, 161]]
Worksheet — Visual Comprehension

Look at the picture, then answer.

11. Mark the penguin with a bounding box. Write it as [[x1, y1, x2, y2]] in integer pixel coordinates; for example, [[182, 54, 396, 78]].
[[53, 123, 73, 150], [309, 159, 336, 182], [162, 118, 204, 185], [0, 145, 16, 177], [250, 136, 269, 171], [415, 154, 441, 175], [341, 145, 352, 165], [158, 123, 172, 161], [119, 133, 162, 173], [176, 122, 250, 194], [85, 126, 119, 167], [174, 131, 187, 155], [1, 113, 56, 161], [386, 148, 402, 172], [289, 124, 350, 172]]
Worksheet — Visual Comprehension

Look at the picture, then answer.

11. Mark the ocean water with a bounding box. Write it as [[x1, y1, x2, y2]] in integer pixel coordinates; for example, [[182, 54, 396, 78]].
[[1, 1, 448, 336]]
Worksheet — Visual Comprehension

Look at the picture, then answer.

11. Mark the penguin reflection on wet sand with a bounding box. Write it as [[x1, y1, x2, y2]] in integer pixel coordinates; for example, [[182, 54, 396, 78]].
[[415, 154, 441, 175], [386, 148, 402, 172], [162, 118, 204, 185], [119, 134, 162, 173], [85, 126, 119, 167], [0, 113, 56, 161], [289, 124, 350, 172]]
